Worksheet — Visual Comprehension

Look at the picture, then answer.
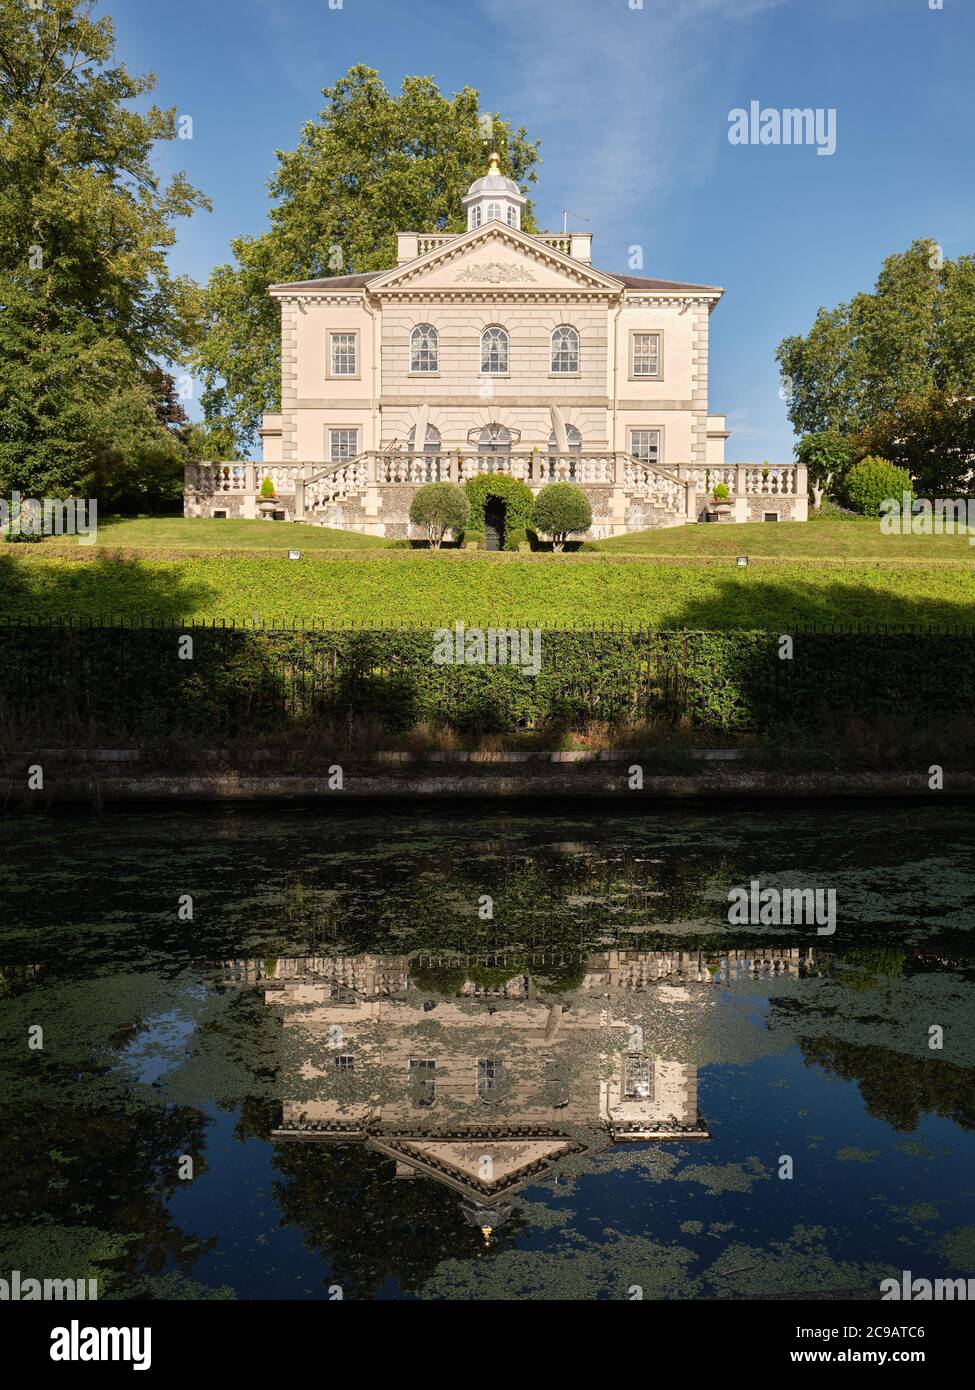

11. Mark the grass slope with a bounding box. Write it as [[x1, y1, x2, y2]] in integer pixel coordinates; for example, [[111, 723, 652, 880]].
[[597, 513, 975, 559], [3, 549, 975, 628], [51, 515, 393, 551]]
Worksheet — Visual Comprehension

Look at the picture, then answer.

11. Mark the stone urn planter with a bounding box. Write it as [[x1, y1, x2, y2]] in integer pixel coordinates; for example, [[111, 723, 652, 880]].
[[258, 497, 278, 518], [710, 501, 733, 520]]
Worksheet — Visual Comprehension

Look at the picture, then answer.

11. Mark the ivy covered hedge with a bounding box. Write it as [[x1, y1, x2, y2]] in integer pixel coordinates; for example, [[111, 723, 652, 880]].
[[463, 474, 534, 549], [0, 622, 971, 741]]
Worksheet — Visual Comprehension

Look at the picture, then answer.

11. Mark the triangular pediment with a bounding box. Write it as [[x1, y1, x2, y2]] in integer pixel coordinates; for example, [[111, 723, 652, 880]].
[[402, 1139, 570, 1185], [368, 1134, 573, 1202], [370, 225, 623, 295]]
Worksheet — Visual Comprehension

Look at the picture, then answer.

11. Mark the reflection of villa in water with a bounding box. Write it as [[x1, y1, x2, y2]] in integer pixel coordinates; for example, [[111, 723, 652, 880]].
[[222, 949, 812, 1219]]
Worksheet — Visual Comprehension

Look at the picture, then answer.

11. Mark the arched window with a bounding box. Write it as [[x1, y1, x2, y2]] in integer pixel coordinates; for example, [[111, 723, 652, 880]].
[[480, 325, 509, 374], [547, 425, 582, 452], [551, 325, 580, 374], [506, 205, 519, 228], [486, 202, 502, 222], [477, 423, 512, 453], [470, 205, 482, 229], [407, 424, 442, 453], [410, 323, 438, 373]]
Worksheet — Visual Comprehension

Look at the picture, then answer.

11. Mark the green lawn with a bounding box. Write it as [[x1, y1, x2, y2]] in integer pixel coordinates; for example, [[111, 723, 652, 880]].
[[39, 514, 392, 551], [3, 547, 974, 628], [596, 512, 975, 560]]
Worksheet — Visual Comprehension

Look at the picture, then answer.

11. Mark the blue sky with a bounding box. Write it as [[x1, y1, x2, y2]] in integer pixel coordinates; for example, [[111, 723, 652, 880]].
[[114, 0, 974, 461]]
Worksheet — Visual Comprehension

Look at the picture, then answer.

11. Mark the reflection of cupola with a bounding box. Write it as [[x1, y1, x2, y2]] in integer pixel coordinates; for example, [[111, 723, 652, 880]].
[[461, 151, 527, 231]]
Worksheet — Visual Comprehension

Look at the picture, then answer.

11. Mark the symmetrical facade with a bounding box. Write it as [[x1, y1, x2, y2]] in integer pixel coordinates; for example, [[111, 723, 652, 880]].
[[186, 155, 807, 538]]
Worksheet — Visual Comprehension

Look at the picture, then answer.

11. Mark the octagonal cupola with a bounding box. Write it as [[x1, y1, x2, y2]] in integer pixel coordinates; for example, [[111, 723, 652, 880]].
[[461, 151, 527, 231]]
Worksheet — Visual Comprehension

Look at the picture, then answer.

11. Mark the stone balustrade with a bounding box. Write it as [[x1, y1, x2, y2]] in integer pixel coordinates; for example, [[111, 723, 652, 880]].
[[185, 454, 807, 531], [683, 463, 805, 497], [189, 452, 692, 502]]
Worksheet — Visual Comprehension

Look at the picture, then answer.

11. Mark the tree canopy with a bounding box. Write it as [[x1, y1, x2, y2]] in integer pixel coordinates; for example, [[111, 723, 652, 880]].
[[0, 0, 209, 500], [777, 240, 975, 438], [198, 66, 541, 451]]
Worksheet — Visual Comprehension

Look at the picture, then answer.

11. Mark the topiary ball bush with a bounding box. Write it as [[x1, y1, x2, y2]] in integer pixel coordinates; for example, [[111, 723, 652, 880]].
[[409, 482, 469, 546], [531, 482, 593, 549], [842, 457, 913, 517]]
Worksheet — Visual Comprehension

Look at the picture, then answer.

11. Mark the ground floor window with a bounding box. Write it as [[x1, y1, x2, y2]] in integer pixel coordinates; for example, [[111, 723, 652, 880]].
[[629, 429, 661, 465], [329, 429, 359, 463], [477, 423, 512, 453], [547, 425, 582, 451]]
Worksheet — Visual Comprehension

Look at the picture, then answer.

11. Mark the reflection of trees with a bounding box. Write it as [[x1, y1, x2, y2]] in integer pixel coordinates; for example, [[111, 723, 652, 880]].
[[0, 1098, 212, 1288], [270, 846, 750, 958], [271, 1142, 526, 1299], [797, 1038, 975, 1131]]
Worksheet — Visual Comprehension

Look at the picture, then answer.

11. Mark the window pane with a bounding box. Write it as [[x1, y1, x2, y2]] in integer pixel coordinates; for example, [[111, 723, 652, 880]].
[[331, 333, 357, 376], [551, 326, 579, 373], [629, 430, 660, 464], [409, 1059, 436, 1106], [481, 327, 508, 373], [632, 332, 660, 377], [623, 1057, 652, 1098], [410, 324, 438, 373], [477, 1058, 502, 1098], [329, 429, 359, 462]]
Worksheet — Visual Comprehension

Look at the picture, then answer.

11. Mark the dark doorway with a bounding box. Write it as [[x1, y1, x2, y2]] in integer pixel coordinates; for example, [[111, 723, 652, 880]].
[[484, 497, 506, 551]]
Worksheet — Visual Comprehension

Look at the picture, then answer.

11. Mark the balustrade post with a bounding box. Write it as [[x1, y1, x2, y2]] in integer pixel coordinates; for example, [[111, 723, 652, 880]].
[[294, 475, 305, 520], [614, 452, 625, 487], [246, 461, 257, 495], [736, 464, 747, 497]]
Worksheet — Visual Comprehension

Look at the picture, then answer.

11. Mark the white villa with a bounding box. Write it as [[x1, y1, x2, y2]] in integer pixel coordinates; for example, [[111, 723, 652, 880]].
[[185, 154, 807, 541]]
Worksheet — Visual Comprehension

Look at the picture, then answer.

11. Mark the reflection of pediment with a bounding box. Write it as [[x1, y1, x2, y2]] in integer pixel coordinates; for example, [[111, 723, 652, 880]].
[[370, 1136, 578, 1206]]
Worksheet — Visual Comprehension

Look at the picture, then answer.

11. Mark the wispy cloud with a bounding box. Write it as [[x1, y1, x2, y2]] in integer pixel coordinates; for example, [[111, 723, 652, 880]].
[[483, 0, 786, 236]]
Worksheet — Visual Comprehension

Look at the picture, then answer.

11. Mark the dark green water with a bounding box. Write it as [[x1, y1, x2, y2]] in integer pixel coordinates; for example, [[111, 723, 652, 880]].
[[1, 805, 973, 1300]]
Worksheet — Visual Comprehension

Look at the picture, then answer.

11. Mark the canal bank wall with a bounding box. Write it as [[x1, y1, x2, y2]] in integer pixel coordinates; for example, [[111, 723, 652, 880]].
[[0, 749, 966, 807]]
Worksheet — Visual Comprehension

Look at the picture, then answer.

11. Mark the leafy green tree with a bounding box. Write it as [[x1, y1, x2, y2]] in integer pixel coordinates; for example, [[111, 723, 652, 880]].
[[0, 0, 209, 498], [795, 431, 854, 508], [409, 481, 469, 547], [850, 390, 975, 497], [199, 67, 541, 451], [531, 482, 593, 550], [777, 240, 975, 436]]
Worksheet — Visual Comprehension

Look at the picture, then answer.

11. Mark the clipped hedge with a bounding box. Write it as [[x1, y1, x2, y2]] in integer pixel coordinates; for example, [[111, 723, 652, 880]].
[[463, 473, 535, 544], [0, 622, 972, 741]]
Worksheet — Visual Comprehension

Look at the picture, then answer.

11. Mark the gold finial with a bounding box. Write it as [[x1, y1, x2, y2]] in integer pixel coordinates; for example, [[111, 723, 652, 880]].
[[487, 151, 501, 176], [481, 1224, 493, 1245]]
